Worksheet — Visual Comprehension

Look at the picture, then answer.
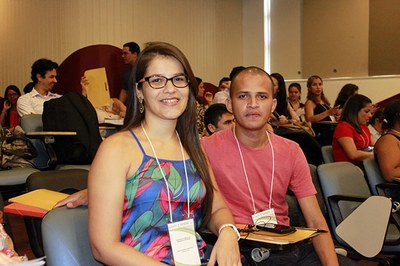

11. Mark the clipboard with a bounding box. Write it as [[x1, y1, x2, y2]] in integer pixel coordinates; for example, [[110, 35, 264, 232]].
[[236, 224, 324, 249], [84, 67, 111, 108]]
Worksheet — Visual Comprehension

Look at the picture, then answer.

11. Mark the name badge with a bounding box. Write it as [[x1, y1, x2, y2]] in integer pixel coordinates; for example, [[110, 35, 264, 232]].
[[252, 208, 278, 225], [168, 218, 201, 266]]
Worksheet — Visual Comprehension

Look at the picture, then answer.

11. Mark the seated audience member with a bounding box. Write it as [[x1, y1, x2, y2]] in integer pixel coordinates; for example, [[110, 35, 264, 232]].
[[1, 85, 21, 128], [17, 59, 61, 116], [195, 77, 208, 136], [288, 82, 305, 121], [212, 77, 231, 105], [269, 74, 322, 165], [333, 83, 359, 120], [305, 75, 340, 146], [374, 100, 400, 182], [202, 67, 340, 265], [368, 108, 385, 143], [332, 94, 374, 166], [60, 42, 241, 265], [119, 41, 140, 103], [204, 103, 234, 135], [270, 73, 299, 124]]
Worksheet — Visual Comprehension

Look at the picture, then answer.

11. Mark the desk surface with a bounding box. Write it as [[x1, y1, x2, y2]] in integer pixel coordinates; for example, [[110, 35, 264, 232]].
[[26, 131, 77, 136]]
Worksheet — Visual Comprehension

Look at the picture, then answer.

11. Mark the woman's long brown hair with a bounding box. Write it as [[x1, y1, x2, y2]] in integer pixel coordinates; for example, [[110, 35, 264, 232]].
[[122, 42, 214, 227]]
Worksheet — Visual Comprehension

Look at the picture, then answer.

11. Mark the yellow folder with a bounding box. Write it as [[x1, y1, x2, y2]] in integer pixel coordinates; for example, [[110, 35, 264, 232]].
[[8, 189, 69, 211], [84, 67, 111, 108]]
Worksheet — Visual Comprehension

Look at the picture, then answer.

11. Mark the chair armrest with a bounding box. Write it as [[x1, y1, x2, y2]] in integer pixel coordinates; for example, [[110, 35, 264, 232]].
[[327, 195, 367, 225], [376, 182, 400, 197]]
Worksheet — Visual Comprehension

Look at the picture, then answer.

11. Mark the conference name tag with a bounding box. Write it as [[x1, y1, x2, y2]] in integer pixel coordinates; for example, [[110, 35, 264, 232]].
[[168, 218, 201, 266], [252, 208, 278, 225]]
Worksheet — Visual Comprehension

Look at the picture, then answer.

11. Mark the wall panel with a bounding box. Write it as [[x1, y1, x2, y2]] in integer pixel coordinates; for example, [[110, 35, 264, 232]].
[[0, 0, 243, 94]]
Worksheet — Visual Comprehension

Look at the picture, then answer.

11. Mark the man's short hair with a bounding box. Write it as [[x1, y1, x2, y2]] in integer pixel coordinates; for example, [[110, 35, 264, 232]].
[[31, 58, 59, 84], [218, 77, 230, 87], [229, 66, 273, 96], [229, 66, 245, 80], [123, 42, 140, 54], [204, 103, 231, 135]]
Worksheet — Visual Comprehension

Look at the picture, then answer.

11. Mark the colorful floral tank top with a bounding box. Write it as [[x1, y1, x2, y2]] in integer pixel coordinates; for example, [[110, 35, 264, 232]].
[[121, 130, 207, 264]]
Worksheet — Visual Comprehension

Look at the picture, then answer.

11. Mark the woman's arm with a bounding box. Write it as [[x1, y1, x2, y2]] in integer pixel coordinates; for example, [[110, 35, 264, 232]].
[[204, 156, 241, 266], [88, 133, 165, 266], [287, 102, 300, 122], [305, 100, 336, 123], [376, 135, 400, 182], [337, 137, 373, 161]]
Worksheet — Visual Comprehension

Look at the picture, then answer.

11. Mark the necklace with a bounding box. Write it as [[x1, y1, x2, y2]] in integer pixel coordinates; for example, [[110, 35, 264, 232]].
[[141, 123, 190, 222]]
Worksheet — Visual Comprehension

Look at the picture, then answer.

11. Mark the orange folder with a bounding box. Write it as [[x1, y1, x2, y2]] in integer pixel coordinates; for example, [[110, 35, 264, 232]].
[[4, 202, 47, 218]]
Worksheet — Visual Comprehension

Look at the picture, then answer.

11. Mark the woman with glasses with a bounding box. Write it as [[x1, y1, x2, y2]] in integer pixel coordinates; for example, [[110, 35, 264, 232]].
[[1, 85, 21, 128], [88, 42, 240, 266]]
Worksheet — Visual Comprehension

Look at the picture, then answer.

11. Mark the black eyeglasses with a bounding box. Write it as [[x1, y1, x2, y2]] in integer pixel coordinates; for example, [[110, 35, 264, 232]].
[[138, 74, 189, 89]]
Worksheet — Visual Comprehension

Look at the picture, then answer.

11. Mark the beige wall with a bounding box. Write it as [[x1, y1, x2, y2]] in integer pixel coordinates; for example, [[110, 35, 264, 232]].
[[0, 0, 243, 93], [270, 0, 302, 78], [369, 0, 400, 76], [302, 0, 369, 78]]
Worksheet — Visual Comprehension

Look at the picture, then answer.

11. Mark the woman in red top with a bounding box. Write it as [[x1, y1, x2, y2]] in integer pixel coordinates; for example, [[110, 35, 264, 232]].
[[0, 85, 21, 128], [332, 94, 374, 165]]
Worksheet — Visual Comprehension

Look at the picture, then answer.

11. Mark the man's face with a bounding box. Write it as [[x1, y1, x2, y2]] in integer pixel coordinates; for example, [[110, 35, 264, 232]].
[[37, 69, 57, 92], [216, 112, 235, 131], [122, 46, 137, 64], [227, 71, 276, 132], [219, 80, 231, 91]]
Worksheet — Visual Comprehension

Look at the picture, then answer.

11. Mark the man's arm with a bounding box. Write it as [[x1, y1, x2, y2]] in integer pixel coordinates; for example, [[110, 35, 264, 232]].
[[17, 96, 35, 116], [298, 195, 339, 265]]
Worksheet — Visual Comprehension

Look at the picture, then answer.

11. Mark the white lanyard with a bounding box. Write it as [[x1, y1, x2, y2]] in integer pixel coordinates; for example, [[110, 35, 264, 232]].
[[233, 126, 275, 214], [141, 123, 190, 223], [360, 128, 368, 148]]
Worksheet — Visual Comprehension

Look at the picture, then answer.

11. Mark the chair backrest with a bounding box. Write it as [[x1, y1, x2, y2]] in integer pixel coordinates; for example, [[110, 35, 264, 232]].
[[42, 206, 102, 266], [321, 145, 334, 163], [317, 162, 371, 247], [19, 114, 52, 169], [286, 164, 326, 227], [24, 169, 88, 258], [363, 158, 386, 195]]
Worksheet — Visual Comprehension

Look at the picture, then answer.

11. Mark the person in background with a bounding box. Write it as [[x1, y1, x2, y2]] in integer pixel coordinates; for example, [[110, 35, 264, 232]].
[[86, 42, 240, 265], [270, 73, 299, 124], [270, 74, 322, 166], [304, 75, 340, 146], [1, 85, 21, 128], [195, 77, 208, 136], [212, 77, 231, 105], [17, 59, 61, 116], [332, 94, 374, 166], [333, 83, 359, 120], [287, 82, 305, 121], [374, 100, 400, 183], [204, 103, 234, 135], [120, 42, 140, 103], [368, 108, 385, 143]]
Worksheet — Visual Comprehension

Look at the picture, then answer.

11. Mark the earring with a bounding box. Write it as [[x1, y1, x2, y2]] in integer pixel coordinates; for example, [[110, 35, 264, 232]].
[[138, 98, 145, 113]]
